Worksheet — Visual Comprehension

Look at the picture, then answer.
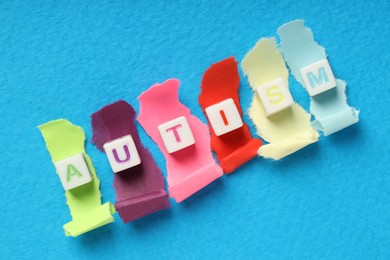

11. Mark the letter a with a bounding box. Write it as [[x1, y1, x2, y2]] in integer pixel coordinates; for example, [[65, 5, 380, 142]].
[[67, 164, 83, 182]]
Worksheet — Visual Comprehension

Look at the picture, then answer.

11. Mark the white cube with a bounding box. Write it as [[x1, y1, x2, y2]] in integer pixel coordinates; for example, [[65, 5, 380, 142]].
[[103, 135, 141, 173], [300, 59, 337, 96], [205, 98, 243, 136], [158, 116, 195, 153], [54, 153, 93, 191], [256, 77, 294, 117]]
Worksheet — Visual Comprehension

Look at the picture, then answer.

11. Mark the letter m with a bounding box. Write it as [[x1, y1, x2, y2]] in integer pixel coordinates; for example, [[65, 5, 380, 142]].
[[307, 67, 329, 88]]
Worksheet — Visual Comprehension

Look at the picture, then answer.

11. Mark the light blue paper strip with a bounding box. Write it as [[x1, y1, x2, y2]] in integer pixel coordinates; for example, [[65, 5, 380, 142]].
[[277, 20, 359, 136]]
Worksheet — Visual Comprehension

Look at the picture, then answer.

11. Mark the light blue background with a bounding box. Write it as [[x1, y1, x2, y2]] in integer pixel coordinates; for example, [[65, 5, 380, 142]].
[[1, 0, 389, 259]]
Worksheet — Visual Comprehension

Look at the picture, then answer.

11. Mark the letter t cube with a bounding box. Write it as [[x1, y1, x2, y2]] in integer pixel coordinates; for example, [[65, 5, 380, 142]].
[[158, 116, 195, 153]]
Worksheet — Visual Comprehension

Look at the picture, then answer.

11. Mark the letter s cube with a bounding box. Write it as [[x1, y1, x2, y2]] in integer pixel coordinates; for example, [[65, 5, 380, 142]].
[[256, 77, 294, 117]]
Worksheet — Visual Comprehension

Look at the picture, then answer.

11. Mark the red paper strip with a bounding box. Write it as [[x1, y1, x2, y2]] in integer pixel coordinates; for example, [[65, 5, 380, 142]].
[[199, 57, 262, 173], [91, 100, 170, 223]]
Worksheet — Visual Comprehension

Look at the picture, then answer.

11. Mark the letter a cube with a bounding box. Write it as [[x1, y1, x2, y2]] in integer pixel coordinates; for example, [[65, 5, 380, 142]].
[[54, 153, 93, 190]]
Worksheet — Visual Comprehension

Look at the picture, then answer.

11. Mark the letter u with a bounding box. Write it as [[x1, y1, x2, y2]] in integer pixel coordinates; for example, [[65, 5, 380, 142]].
[[112, 145, 131, 163]]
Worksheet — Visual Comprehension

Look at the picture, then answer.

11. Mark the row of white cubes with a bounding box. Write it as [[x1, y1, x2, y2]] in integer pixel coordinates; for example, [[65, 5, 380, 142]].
[[54, 59, 336, 190]]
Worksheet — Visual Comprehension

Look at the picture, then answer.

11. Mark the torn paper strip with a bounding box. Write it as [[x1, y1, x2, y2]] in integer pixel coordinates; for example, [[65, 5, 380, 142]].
[[91, 100, 170, 223], [241, 38, 319, 160], [38, 119, 115, 237], [278, 20, 359, 136], [137, 79, 223, 202], [198, 57, 262, 173]]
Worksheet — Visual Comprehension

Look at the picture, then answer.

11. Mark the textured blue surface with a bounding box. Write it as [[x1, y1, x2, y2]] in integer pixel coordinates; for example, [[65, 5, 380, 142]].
[[1, 1, 389, 259]]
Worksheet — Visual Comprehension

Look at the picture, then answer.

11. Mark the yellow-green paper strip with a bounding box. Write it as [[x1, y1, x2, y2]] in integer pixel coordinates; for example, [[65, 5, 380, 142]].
[[38, 119, 115, 237], [241, 38, 319, 160]]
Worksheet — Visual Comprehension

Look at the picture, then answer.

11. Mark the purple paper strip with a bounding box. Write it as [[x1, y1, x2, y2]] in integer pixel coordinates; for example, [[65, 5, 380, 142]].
[[91, 100, 170, 223]]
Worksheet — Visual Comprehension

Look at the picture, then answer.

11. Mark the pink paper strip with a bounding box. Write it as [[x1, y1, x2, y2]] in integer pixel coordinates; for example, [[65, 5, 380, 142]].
[[137, 79, 223, 202], [91, 100, 170, 223]]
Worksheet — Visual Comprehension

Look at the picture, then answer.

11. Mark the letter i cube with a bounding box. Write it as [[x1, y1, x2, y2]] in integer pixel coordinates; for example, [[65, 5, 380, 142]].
[[205, 98, 243, 136]]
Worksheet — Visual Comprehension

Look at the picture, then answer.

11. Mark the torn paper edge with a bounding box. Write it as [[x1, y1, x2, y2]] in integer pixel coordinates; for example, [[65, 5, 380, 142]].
[[277, 20, 359, 136], [38, 119, 115, 237], [241, 38, 319, 160]]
